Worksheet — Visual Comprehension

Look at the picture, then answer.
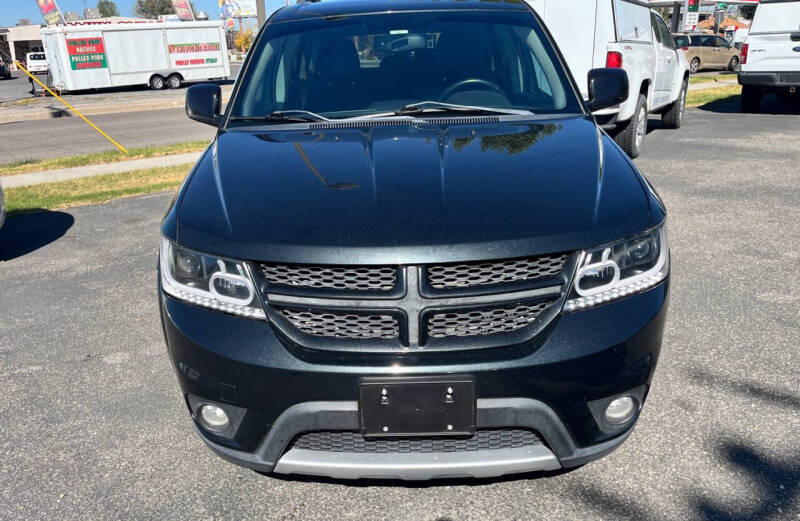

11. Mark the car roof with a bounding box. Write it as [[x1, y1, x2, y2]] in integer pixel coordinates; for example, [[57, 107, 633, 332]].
[[270, 0, 529, 23]]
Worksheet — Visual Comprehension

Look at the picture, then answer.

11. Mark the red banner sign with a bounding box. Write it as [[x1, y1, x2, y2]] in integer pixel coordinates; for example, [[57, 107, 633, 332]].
[[171, 0, 195, 21], [37, 0, 64, 26]]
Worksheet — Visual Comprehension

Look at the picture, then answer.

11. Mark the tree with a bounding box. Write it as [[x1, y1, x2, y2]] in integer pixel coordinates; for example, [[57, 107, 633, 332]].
[[235, 28, 255, 53], [97, 0, 120, 17], [134, 0, 175, 19], [739, 5, 757, 21]]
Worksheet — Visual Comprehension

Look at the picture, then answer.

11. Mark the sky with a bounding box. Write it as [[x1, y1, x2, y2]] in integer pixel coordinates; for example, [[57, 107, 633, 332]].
[[0, 0, 288, 28]]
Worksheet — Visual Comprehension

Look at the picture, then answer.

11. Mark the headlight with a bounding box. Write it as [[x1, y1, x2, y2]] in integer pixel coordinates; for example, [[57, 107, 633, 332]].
[[159, 238, 265, 319], [564, 223, 669, 312]]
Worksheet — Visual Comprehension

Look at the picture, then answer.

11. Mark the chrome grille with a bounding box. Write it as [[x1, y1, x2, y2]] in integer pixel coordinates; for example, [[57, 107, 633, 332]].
[[280, 309, 399, 340], [427, 302, 550, 339], [290, 429, 542, 454], [260, 264, 397, 291], [427, 254, 567, 289]]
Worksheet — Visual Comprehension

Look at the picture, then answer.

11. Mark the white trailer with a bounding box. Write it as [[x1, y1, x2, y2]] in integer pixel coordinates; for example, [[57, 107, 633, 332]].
[[40, 20, 230, 92]]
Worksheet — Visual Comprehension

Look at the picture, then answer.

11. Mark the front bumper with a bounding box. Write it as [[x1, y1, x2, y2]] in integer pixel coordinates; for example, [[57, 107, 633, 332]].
[[738, 71, 800, 89], [160, 279, 668, 480]]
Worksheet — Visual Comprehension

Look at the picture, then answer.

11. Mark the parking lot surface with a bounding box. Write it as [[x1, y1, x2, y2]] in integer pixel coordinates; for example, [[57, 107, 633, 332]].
[[0, 105, 798, 520]]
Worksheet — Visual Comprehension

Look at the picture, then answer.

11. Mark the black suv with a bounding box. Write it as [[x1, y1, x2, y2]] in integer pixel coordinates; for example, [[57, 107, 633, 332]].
[[159, 0, 669, 480]]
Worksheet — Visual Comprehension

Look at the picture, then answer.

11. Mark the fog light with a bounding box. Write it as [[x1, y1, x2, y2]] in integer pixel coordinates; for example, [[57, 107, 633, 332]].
[[605, 396, 636, 424], [198, 404, 230, 432]]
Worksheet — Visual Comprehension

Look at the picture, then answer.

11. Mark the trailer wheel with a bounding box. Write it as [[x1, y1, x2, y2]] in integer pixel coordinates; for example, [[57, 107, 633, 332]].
[[149, 75, 166, 90], [167, 74, 183, 89]]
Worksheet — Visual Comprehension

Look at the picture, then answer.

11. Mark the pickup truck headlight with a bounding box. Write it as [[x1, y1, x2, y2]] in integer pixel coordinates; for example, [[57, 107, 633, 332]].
[[159, 238, 265, 319], [564, 223, 669, 312]]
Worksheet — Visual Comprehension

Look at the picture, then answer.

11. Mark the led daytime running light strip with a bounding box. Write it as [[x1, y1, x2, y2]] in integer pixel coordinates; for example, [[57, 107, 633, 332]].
[[563, 263, 668, 312], [160, 239, 266, 319], [564, 226, 669, 312]]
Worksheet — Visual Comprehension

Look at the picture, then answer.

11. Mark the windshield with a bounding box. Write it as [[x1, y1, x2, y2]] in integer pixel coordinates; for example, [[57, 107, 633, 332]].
[[230, 9, 582, 121]]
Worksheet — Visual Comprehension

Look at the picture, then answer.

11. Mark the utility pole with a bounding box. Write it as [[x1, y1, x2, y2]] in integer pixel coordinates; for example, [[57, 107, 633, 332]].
[[257, 0, 267, 27]]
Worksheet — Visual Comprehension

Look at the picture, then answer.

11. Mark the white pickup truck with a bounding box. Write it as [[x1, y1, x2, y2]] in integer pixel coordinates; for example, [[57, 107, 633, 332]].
[[738, 0, 800, 111], [528, 0, 690, 158]]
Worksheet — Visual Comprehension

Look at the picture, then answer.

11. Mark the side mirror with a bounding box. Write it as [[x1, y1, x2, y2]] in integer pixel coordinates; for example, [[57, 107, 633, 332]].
[[186, 84, 222, 127], [587, 68, 629, 112]]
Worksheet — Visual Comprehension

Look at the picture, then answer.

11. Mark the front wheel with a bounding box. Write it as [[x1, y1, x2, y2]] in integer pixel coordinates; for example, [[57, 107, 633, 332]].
[[740, 85, 763, 112], [149, 75, 165, 90], [728, 56, 739, 72], [689, 58, 700, 74], [613, 94, 647, 159], [662, 78, 687, 129]]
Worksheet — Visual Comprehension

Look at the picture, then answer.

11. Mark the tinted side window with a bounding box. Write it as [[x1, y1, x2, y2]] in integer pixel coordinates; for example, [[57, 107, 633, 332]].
[[674, 35, 690, 47], [657, 18, 675, 49], [697, 35, 714, 47], [650, 13, 663, 44], [714, 36, 727, 47]]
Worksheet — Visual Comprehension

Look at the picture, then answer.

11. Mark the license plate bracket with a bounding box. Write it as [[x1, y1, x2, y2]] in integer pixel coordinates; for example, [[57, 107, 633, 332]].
[[359, 376, 476, 438]]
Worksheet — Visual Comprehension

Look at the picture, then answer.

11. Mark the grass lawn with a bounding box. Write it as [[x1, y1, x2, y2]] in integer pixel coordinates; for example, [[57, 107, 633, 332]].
[[5, 164, 193, 214], [689, 73, 737, 85], [0, 141, 208, 176], [686, 85, 742, 108]]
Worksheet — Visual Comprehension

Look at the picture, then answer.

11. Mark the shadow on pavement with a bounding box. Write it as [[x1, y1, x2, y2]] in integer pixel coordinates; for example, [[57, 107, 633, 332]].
[[693, 443, 800, 521], [695, 94, 800, 115], [61, 77, 234, 97], [572, 368, 800, 520], [0, 209, 74, 261]]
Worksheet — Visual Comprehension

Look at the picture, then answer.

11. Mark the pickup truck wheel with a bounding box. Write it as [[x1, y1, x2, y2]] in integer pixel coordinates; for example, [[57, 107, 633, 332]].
[[728, 56, 739, 72], [689, 58, 700, 74], [741, 85, 763, 112], [613, 94, 647, 159], [661, 78, 687, 129], [149, 75, 165, 90]]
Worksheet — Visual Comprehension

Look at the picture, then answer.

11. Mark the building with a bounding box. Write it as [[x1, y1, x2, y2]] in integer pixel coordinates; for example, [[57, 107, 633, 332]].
[[0, 23, 44, 71], [84, 7, 101, 20]]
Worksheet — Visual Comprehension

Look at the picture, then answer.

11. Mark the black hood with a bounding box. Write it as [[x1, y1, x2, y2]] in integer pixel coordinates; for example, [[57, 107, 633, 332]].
[[175, 116, 652, 264]]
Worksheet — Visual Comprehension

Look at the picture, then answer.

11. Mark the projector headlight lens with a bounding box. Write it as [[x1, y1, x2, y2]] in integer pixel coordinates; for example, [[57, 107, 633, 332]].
[[159, 238, 265, 319], [565, 223, 668, 312]]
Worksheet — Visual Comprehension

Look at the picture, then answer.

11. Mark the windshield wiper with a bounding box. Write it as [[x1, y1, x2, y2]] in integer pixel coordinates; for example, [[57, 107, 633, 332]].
[[393, 101, 534, 117], [230, 110, 330, 123]]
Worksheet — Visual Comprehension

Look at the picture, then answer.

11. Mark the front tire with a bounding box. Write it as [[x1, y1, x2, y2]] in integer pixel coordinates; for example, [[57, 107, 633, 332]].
[[662, 78, 687, 129], [689, 58, 700, 74], [740, 85, 762, 112], [728, 56, 739, 72], [613, 94, 647, 159], [149, 75, 165, 90]]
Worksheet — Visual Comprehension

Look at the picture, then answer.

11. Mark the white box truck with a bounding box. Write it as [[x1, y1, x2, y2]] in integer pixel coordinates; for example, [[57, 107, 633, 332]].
[[527, 0, 689, 158], [40, 20, 231, 92]]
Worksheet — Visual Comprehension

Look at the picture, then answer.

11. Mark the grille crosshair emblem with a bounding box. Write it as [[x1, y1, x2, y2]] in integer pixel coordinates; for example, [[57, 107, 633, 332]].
[[266, 266, 562, 348]]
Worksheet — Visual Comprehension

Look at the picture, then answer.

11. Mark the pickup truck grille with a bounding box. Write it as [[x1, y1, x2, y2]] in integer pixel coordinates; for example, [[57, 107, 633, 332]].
[[258, 254, 575, 352]]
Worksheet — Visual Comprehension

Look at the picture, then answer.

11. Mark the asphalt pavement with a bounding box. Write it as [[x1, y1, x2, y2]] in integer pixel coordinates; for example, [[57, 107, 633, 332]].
[[0, 103, 798, 520], [0, 108, 216, 163]]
